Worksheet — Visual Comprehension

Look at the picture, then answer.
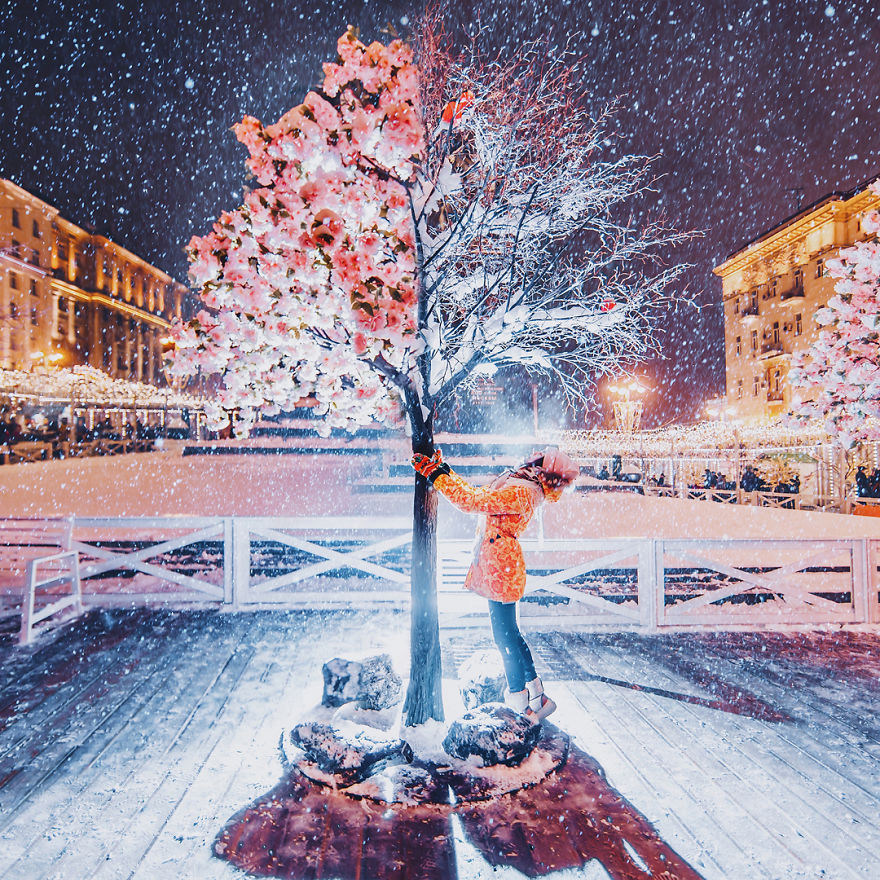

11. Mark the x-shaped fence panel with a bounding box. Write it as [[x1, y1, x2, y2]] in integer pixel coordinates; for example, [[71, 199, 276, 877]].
[[234, 517, 413, 606], [437, 539, 646, 627], [522, 540, 643, 623], [73, 517, 228, 602], [661, 539, 861, 626]]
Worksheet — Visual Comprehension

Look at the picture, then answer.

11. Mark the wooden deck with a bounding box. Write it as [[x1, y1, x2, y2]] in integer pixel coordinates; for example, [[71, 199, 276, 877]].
[[0, 610, 877, 879]]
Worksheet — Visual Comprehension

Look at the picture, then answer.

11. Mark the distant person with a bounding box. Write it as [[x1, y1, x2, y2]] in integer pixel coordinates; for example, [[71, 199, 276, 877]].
[[856, 466, 871, 498], [598, 465, 610, 481], [411, 447, 579, 724], [741, 466, 760, 493]]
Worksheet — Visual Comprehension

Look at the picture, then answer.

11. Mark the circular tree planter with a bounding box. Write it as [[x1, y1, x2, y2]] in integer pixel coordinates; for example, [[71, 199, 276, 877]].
[[280, 718, 570, 806]]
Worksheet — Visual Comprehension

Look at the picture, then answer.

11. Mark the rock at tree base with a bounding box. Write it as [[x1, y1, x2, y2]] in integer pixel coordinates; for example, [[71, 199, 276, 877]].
[[321, 658, 363, 707], [289, 720, 413, 786], [345, 764, 451, 806], [331, 699, 400, 732], [357, 653, 403, 710], [321, 654, 403, 710], [458, 651, 507, 710], [439, 723, 570, 803], [442, 704, 541, 767]]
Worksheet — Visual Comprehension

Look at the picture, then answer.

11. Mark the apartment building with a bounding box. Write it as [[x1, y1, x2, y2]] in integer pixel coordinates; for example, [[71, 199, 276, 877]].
[[0, 178, 191, 382], [714, 175, 880, 423]]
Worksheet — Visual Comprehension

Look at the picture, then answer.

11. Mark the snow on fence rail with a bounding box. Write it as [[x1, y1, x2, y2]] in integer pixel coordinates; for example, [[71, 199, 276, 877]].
[[2, 517, 879, 636]]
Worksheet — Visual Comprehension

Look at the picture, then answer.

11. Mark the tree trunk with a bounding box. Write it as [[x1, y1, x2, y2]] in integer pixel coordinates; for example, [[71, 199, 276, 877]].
[[402, 415, 444, 726]]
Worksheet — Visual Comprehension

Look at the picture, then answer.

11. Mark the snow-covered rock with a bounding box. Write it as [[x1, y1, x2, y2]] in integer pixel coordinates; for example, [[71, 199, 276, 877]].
[[331, 699, 400, 732], [321, 657, 362, 707], [288, 720, 413, 786], [357, 653, 403, 710], [320, 653, 403, 710], [442, 704, 540, 767], [458, 651, 506, 710], [344, 763, 450, 806], [441, 723, 570, 802]]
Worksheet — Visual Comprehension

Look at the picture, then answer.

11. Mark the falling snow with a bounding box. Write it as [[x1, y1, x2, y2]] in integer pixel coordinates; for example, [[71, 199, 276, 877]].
[[1, 0, 878, 422]]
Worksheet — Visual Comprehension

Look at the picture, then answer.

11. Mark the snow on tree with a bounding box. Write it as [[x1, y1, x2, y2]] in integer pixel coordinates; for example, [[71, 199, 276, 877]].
[[789, 181, 880, 449], [167, 23, 689, 725]]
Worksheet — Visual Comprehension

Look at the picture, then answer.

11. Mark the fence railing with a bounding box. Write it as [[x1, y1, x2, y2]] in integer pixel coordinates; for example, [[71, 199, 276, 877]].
[[2, 516, 879, 632]]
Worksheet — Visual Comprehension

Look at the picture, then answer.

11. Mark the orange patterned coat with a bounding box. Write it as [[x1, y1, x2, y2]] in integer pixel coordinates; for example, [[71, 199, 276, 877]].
[[433, 472, 544, 604]]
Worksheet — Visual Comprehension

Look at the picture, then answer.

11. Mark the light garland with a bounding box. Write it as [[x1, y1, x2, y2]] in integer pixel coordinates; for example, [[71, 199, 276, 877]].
[[544, 420, 844, 460], [0, 365, 206, 411]]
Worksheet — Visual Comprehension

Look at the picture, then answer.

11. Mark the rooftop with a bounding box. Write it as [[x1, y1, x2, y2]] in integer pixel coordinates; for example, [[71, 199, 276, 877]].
[[725, 171, 880, 262]]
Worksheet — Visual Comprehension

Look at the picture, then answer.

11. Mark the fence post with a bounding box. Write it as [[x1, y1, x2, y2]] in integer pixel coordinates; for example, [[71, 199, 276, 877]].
[[852, 539, 870, 624], [871, 541, 880, 625], [222, 518, 234, 605], [638, 539, 660, 630], [231, 518, 250, 609]]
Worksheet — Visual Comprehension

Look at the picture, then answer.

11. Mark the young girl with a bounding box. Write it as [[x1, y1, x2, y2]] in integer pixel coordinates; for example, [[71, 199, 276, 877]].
[[411, 447, 579, 722]]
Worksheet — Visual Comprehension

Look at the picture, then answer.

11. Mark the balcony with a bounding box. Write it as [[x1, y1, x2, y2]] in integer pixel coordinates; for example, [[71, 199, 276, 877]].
[[758, 343, 787, 360], [780, 286, 805, 301], [741, 305, 759, 318]]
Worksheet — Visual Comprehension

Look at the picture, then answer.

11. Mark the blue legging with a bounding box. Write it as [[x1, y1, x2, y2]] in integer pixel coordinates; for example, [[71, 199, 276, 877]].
[[488, 600, 537, 693]]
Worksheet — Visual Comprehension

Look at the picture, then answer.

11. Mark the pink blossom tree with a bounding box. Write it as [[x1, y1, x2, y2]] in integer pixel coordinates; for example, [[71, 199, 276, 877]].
[[789, 181, 880, 449], [168, 24, 689, 725]]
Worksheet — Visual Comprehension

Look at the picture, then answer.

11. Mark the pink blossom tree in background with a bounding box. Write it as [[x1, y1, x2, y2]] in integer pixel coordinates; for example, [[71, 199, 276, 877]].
[[168, 21, 689, 725], [789, 181, 880, 450]]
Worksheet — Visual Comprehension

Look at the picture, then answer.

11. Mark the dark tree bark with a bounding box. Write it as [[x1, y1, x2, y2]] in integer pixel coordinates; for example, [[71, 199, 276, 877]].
[[402, 406, 444, 726]]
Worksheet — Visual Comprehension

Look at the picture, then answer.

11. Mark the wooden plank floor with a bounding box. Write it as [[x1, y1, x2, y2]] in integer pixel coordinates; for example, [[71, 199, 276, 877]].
[[0, 611, 878, 879]]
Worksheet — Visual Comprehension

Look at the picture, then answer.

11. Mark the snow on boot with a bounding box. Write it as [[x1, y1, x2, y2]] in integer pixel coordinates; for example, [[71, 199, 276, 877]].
[[503, 687, 529, 714], [525, 676, 556, 723]]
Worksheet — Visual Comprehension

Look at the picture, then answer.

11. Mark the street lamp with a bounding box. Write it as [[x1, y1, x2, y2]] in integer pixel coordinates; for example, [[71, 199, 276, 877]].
[[608, 377, 649, 433]]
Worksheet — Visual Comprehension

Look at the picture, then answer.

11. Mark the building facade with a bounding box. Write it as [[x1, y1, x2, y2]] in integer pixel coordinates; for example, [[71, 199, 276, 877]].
[[714, 177, 880, 423], [0, 178, 191, 382]]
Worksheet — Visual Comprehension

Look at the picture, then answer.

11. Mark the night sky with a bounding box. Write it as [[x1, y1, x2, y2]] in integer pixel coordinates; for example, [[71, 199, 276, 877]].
[[2, 0, 879, 424]]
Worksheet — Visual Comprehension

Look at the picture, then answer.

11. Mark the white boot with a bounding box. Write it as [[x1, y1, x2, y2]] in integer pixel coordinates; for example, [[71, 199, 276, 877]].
[[525, 676, 556, 722], [503, 687, 529, 714]]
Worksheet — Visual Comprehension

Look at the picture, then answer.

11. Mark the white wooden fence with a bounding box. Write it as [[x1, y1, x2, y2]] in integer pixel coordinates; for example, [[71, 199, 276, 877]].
[[3, 516, 879, 640]]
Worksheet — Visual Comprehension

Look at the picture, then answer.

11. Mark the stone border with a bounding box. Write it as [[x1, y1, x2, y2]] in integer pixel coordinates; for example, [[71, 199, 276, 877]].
[[279, 724, 570, 806]]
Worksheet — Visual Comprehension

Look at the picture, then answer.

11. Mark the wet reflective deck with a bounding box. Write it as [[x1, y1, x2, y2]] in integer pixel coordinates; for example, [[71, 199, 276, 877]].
[[0, 609, 877, 879]]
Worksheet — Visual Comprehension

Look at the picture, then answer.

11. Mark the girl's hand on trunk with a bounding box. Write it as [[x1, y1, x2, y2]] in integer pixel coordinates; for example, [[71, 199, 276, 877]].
[[412, 449, 451, 483]]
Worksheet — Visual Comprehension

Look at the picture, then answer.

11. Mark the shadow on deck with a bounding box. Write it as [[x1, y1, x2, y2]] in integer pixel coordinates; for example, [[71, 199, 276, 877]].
[[0, 608, 877, 879]]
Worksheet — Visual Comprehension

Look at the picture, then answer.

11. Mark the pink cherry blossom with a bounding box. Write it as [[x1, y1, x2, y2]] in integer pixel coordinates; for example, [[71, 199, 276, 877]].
[[789, 181, 880, 447]]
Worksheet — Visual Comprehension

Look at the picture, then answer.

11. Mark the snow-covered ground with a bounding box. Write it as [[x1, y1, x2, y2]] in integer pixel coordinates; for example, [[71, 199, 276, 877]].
[[1, 448, 879, 541]]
